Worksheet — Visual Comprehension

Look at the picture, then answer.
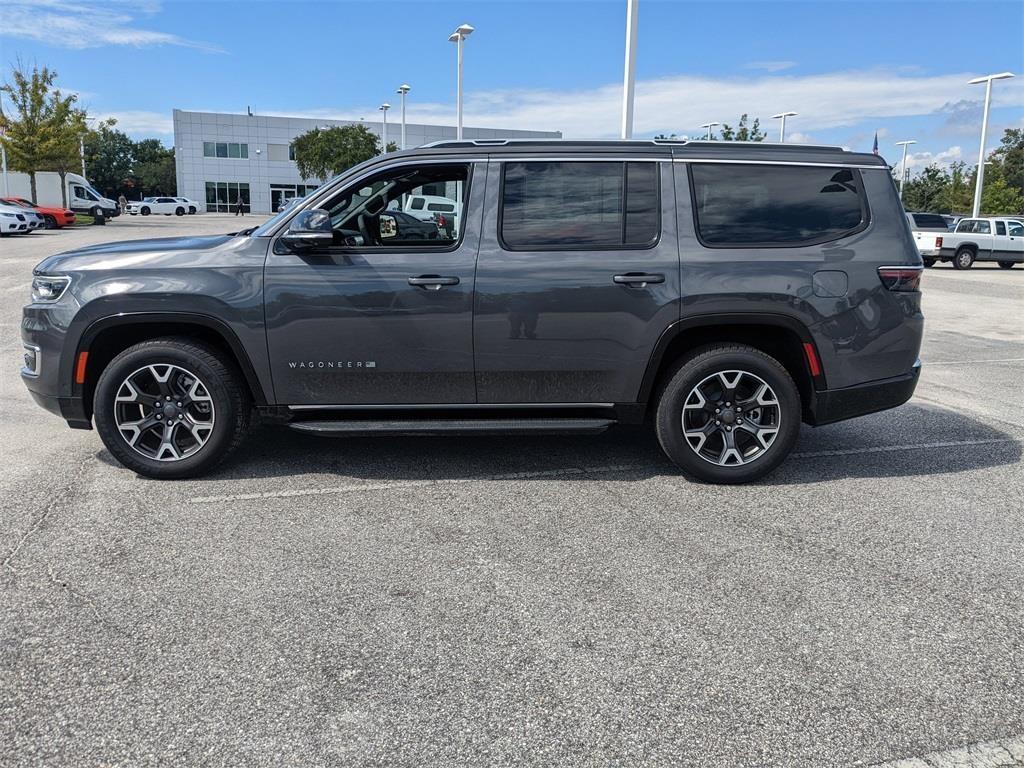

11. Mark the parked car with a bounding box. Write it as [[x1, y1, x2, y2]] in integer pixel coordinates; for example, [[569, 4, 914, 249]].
[[4, 205, 44, 232], [1, 197, 76, 229], [172, 197, 203, 214], [936, 217, 1024, 269], [126, 197, 189, 216], [404, 193, 461, 238], [906, 212, 949, 267], [0, 203, 31, 235], [21, 139, 923, 483], [3, 171, 118, 219]]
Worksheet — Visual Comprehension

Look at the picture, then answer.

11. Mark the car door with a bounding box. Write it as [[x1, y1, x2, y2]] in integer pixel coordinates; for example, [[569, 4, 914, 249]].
[[975, 220, 994, 257], [473, 156, 679, 403], [1003, 220, 1024, 261], [264, 160, 483, 405]]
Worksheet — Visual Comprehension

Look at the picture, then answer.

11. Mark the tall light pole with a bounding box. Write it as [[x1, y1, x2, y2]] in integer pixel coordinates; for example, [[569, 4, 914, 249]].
[[700, 121, 720, 140], [396, 84, 410, 150], [771, 111, 797, 142], [448, 24, 474, 140], [0, 92, 8, 195], [379, 103, 391, 151], [895, 140, 916, 201], [620, 0, 639, 139], [969, 71, 1015, 217]]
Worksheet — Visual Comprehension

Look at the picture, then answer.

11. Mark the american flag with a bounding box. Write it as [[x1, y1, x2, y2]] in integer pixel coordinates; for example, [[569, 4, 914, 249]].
[[872, 132, 879, 155]]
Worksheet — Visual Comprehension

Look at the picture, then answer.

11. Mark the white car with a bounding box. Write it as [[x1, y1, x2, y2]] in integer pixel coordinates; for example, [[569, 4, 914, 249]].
[[172, 197, 203, 214], [403, 194, 462, 237], [0, 203, 32, 235], [937, 217, 1024, 269], [126, 197, 189, 216]]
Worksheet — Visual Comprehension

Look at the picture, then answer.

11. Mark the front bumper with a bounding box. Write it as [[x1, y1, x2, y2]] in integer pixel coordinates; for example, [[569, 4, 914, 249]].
[[25, 387, 91, 429], [808, 360, 921, 426]]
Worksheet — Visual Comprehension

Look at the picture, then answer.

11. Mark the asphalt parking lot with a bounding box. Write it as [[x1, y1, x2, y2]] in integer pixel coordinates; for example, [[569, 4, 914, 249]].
[[1, 215, 1022, 767]]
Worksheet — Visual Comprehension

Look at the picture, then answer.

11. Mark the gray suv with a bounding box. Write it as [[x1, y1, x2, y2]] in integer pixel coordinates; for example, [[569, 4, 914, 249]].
[[21, 139, 923, 483]]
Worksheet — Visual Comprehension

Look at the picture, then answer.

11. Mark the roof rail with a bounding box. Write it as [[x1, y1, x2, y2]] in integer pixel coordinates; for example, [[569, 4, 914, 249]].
[[420, 138, 847, 152]]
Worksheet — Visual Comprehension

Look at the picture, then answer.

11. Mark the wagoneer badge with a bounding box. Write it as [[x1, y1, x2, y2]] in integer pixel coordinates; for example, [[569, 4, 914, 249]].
[[287, 360, 377, 369]]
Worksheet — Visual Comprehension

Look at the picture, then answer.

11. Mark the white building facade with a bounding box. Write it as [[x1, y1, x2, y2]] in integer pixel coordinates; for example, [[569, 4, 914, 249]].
[[172, 109, 560, 214]]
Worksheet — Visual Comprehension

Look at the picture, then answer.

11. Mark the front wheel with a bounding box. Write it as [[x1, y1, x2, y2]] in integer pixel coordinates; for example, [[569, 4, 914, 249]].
[[953, 247, 975, 270], [998, 261, 1016, 269], [654, 344, 801, 484], [93, 338, 252, 479], [141, 207, 151, 216]]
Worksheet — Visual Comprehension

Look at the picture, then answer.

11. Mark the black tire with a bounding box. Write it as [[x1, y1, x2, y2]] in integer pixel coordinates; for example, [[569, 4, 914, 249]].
[[93, 338, 251, 479], [175, 207, 185, 216], [655, 344, 801, 484], [91, 206, 102, 218], [141, 207, 151, 216], [953, 247, 975, 270], [998, 261, 1016, 269], [188, 206, 197, 215], [43, 215, 58, 229], [922, 258, 936, 268]]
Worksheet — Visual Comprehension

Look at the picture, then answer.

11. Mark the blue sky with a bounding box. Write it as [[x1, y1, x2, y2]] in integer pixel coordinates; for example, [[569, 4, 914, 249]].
[[2, 0, 1022, 174]]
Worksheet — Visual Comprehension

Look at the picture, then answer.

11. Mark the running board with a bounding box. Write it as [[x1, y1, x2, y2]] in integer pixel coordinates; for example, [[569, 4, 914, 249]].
[[288, 418, 615, 436]]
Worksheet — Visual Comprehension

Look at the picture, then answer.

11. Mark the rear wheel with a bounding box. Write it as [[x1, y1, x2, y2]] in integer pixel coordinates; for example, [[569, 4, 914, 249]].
[[43, 215, 58, 229], [922, 258, 936, 268], [175, 207, 185, 216], [188, 206, 197, 215], [655, 344, 801, 484], [93, 338, 252, 479], [953, 247, 975, 270], [998, 261, 1016, 269]]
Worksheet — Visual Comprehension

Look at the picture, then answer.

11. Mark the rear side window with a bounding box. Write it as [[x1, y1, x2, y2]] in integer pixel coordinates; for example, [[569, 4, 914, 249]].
[[996, 221, 1006, 236], [500, 161, 660, 249], [427, 202, 455, 212], [690, 164, 867, 247], [409, 198, 425, 210]]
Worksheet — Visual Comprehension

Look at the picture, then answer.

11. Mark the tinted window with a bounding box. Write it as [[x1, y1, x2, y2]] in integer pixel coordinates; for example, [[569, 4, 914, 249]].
[[996, 221, 1006, 236], [410, 198, 425, 210], [690, 164, 866, 246], [912, 213, 949, 230], [956, 220, 974, 233], [500, 161, 659, 249], [427, 202, 455, 212], [978, 221, 991, 234]]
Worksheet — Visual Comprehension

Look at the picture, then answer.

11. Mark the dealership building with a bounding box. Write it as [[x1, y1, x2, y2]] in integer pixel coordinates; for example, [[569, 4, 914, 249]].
[[172, 109, 560, 214]]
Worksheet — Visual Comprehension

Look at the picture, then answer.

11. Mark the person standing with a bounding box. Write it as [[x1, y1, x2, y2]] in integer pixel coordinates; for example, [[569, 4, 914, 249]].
[[234, 198, 245, 216], [117, 194, 127, 214]]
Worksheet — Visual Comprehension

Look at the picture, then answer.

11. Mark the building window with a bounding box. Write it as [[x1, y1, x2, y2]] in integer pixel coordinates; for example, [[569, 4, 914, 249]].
[[203, 142, 249, 159], [289, 145, 296, 161], [205, 181, 250, 212]]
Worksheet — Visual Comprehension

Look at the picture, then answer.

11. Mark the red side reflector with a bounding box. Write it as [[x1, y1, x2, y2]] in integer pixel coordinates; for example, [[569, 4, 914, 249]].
[[802, 342, 822, 378], [74, 351, 89, 384], [878, 266, 923, 292]]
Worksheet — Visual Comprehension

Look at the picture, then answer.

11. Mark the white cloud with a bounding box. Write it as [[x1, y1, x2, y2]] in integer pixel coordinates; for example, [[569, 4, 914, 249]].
[[0, 0, 223, 52], [745, 61, 798, 72], [93, 111, 173, 136], [893, 145, 964, 174], [785, 132, 815, 144]]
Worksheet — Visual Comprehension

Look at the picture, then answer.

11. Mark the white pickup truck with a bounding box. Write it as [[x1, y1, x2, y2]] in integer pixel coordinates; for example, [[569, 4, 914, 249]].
[[906, 212, 950, 266], [936, 216, 1024, 269]]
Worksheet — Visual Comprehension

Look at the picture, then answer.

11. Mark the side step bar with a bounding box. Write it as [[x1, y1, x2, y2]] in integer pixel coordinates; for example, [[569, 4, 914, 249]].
[[288, 418, 615, 437]]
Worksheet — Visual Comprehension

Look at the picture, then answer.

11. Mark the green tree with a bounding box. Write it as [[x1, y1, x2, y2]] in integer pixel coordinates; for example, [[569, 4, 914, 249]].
[[901, 166, 952, 212], [720, 114, 766, 142], [980, 177, 1024, 215], [0, 63, 81, 203], [291, 124, 380, 181], [131, 138, 176, 196], [989, 128, 1024, 198], [83, 119, 135, 197], [38, 94, 88, 207]]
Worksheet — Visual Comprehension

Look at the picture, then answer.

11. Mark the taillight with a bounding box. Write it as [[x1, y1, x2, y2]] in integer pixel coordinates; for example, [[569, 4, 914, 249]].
[[878, 266, 923, 292], [935, 236, 943, 248]]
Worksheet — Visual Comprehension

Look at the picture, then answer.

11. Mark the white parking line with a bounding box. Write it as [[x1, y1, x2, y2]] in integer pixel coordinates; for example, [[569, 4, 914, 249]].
[[188, 437, 1023, 504], [869, 733, 1024, 767], [926, 358, 1024, 365]]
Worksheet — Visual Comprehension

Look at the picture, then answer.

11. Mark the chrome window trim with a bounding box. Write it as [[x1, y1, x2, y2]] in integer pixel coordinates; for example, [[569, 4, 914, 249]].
[[263, 156, 488, 238], [491, 156, 666, 163]]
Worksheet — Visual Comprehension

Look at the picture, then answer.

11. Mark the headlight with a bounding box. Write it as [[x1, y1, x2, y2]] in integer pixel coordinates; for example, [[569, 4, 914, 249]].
[[0, 212, 17, 218], [31, 275, 71, 303]]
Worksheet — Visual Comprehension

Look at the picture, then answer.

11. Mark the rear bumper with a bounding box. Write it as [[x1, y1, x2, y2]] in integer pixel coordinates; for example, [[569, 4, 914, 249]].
[[808, 360, 920, 426]]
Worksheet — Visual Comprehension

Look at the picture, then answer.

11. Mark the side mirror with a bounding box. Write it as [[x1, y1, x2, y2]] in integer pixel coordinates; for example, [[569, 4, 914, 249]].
[[280, 209, 333, 252]]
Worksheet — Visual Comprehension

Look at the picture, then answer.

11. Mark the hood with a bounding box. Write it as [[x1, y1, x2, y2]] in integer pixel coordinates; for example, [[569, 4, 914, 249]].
[[35, 234, 238, 273]]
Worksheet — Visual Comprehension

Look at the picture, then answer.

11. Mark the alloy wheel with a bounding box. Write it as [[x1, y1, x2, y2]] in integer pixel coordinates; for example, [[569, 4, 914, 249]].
[[681, 370, 781, 466], [114, 363, 216, 461]]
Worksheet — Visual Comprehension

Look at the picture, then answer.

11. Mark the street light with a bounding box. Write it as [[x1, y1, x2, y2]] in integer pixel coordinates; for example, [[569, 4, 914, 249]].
[[620, 0, 639, 139], [396, 84, 410, 150], [379, 103, 391, 151], [700, 121, 720, 140], [968, 71, 1015, 217], [771, 111, 797, 142], [448, 24, 474, 140], [895, 140, 916, 200]]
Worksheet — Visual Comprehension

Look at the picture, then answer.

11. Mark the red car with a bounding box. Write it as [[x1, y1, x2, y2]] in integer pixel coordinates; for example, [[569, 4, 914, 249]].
[[1, 197, 76, 229]]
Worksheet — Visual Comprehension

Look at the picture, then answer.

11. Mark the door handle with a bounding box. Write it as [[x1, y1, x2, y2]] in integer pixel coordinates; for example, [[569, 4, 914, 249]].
[[613, 273, 665, 288], [408, 275, 460, 290]]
